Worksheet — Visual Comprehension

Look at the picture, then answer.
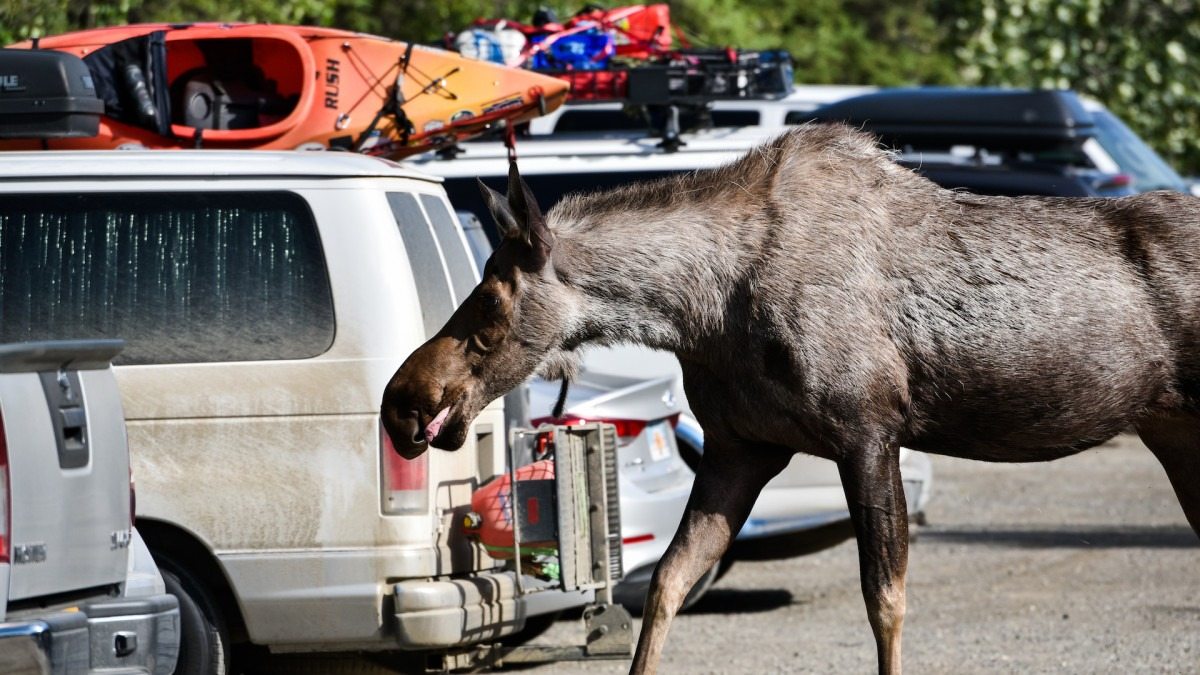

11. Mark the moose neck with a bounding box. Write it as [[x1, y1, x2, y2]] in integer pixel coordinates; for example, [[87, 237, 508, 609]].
[[552, 183, 769, 357]]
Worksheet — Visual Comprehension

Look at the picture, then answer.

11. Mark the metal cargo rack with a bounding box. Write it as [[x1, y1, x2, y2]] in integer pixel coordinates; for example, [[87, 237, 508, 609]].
[[537, 50, 793, 151], [546, 49, 794, 106], [429, 422, 633, 672]]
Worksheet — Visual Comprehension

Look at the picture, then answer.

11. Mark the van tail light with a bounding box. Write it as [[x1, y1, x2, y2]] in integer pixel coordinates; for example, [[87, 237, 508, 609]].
[[380, 420, 429, 514], [129, 467, 136, 527], [531, 414, 680, 446], [0, 409, 10, 564]]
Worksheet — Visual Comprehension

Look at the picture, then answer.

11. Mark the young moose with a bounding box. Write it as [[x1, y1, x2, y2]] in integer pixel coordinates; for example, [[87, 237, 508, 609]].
[[381, 125, 1200, 673]]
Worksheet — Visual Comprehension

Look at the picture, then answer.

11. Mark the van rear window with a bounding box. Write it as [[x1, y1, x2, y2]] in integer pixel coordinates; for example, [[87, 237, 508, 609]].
[[0, 191, 334, 365]]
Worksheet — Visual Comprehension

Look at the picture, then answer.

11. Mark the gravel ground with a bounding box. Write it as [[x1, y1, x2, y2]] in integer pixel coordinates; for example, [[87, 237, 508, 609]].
[[518, 434, 1199, 674]]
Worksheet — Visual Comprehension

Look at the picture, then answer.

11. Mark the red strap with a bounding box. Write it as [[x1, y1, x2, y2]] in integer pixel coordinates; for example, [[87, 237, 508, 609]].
[[504, 122, 518, 162]]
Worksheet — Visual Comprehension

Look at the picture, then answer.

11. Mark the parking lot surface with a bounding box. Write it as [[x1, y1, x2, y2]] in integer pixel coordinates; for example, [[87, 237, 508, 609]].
[[524, 434, 1199, 673]]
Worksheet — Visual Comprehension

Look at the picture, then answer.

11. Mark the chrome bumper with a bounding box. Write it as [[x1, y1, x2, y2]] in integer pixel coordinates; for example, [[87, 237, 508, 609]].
[[393, 571, 592, 649], [0, 594, 179, 675]]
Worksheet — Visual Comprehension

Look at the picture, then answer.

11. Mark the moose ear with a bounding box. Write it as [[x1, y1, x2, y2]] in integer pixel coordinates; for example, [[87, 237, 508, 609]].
[[477, 178, 520, 239], [506, 161, 553, 267]]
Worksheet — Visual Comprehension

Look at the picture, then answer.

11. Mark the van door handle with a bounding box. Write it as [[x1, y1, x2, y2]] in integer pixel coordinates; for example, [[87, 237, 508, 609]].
[[40, 369, 89, 469], [59, 407, 87, 450]]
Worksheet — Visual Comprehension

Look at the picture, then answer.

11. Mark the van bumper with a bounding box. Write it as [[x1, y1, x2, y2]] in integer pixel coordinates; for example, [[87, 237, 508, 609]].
[[393, 571, 592, 649], [0, 594, 179, 675]]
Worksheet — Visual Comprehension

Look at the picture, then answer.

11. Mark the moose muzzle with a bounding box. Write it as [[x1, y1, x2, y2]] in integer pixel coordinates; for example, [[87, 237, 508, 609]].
[[382, 406, 428, 460]]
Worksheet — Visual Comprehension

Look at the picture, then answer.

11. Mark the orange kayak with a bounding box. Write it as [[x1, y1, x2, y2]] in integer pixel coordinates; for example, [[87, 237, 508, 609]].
[[2, 23, 569, 157]]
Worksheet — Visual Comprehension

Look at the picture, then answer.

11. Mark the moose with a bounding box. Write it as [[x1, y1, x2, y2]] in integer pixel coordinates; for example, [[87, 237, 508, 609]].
[[381, 125, 1200, 673]]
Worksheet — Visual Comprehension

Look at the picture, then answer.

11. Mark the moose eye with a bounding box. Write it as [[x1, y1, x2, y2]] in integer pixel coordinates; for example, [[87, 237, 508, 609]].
[[479, 292, 502, 313]]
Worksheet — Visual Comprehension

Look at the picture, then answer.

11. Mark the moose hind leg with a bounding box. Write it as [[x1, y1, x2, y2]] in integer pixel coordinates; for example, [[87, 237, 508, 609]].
[[1136, 414, 1200, 537], [629, 440, 791, 675], [839, 443, 909, 675]]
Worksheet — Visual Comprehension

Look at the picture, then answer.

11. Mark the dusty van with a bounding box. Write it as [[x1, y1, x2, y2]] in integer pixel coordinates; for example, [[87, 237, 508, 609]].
[[0, 151, 609, 672]]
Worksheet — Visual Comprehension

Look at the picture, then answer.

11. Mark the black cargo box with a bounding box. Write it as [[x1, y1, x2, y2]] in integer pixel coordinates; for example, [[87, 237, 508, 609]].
[[0, 48, 104, 139], [804, 88, 1096, 151]]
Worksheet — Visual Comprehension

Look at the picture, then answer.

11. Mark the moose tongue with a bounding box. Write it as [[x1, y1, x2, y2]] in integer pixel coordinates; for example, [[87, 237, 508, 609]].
[[425, 406, 451, 443]]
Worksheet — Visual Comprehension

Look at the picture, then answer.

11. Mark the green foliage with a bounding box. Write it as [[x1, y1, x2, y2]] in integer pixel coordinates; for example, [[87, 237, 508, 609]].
[[0, 0, 1194, 172], [0, 0, 957, 84], [0, 1, 573, 46], [331, 2, 558, 43], [672, 0, 958, 85], [938, 0, 1200, 173]]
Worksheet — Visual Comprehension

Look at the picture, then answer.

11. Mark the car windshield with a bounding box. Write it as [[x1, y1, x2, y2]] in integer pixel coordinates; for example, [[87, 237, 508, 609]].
[[1090, 110, 1186, 193]]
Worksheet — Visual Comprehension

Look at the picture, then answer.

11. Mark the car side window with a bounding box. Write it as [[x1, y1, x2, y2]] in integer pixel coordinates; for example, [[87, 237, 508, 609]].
[[784, 110, 814, 125], [387, 192, 456, 338], [553, 109, 648, 133], [420, 194, 478, 302], [709, 110, 760, 126], [553, 108, 761, 133], [0, 191, 334, 365]]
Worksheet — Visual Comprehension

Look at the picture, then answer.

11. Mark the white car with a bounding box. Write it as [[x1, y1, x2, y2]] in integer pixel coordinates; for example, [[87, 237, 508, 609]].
[[524, 85, 879, 136]]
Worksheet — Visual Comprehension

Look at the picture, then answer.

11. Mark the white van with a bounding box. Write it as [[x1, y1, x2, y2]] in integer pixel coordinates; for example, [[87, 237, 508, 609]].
[[0, 151, 600, 672]]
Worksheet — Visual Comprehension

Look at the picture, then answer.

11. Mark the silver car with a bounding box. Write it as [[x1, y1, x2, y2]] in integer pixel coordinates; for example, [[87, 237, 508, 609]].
[[527, 373, 709, 611], [582, 344, 934, 560], [461, 211, 704, 612]]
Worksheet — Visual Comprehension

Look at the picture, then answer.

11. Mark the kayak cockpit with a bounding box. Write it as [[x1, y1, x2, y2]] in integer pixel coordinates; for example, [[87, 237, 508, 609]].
[[81, 28, 314, 144], [166, 35, 309, 141]]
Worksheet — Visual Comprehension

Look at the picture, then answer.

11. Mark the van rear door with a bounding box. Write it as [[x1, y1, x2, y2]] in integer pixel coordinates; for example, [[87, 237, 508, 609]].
[[0, 340, 130, 602]]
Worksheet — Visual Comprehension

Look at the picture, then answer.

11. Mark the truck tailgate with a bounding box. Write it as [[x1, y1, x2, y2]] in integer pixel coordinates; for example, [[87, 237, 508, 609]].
[[0, 340, 129, 601]]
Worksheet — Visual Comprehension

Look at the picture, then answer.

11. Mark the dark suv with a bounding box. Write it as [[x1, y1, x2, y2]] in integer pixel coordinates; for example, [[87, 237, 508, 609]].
[[806, 87, 1185, 197]]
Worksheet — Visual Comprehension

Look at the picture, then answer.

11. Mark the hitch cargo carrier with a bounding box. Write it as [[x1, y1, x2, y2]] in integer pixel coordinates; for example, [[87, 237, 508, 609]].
[[403, 422, 634, 672]]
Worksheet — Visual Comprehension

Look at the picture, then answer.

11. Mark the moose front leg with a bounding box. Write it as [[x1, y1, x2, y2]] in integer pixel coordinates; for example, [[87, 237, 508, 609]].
[[839, 443, 910, 675], [630, 440, 791, 674]]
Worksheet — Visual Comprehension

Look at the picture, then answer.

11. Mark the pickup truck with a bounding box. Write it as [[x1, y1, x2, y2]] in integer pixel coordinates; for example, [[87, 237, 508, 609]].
[[0, 340, 179, 674]]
